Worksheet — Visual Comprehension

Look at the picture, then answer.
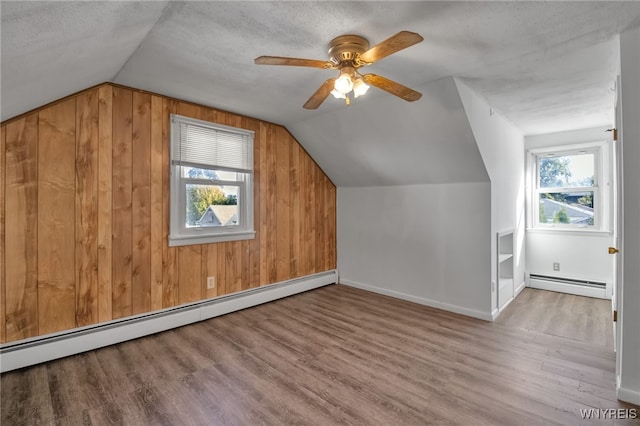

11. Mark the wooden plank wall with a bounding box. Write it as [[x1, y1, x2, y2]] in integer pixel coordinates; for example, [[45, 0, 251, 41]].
[[0, 83, 337, 344]]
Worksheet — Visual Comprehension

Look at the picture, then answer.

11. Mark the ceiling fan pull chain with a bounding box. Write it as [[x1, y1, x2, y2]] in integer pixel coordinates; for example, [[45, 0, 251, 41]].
[[346, 95, 351, 106]]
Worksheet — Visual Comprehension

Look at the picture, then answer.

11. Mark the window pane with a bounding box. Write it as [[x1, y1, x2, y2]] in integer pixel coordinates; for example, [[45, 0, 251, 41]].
[[538, 153, 594, 188], [539, 192, 594, 225], [215, 170, 239, 181], [181, 166, 239, 182], [186, 184, 239, 227], [182, 166, 220, 180], [169, 114, 254, 246]]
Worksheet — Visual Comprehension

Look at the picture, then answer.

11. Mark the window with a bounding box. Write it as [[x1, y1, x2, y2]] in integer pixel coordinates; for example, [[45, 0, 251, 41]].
[[169, 114, 254, 246], [531, 146, 603, 230]]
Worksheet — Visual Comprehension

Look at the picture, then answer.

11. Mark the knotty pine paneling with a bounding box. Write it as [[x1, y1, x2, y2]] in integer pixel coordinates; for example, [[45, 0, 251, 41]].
[[263, 123, 278, 284], [112, 87, 133, 319], [245, 116, 261, 290], [76, 90, 99, 327], [0, 83, 336, 343], [37, 99, 77, 336], [290, 142, 301, 278], [149, 96, 164, 311], [201, 244, 218, 300], [327, 183, 337, 270], [97, 85, 113, 323], [176, 102, 203, 304], [131, 92, 152, 315], [304, 153, 317, 276], [275, 126, 291, 282], [0, 125, 5, 343], [5, 113, 39, 341]]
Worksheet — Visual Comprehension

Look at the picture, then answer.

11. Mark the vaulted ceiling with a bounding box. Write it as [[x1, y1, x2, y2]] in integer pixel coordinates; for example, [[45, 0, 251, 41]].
[[3, 1, 640, 186]]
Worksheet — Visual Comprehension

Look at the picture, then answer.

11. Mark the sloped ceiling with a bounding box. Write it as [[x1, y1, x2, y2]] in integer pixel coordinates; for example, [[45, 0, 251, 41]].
[[3, 1, 640, 186], [289, 77, 488, 186], [1, 2, 169, 118]]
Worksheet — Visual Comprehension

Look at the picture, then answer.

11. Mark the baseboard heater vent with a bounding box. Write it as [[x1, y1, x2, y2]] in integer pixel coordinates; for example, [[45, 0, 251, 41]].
[[0, 270, 337, 372], [529, 274, 605, 289]]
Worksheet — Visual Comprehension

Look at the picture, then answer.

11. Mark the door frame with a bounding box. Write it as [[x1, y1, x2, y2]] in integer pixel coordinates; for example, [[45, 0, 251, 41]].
[[612, 75, 623, 389]]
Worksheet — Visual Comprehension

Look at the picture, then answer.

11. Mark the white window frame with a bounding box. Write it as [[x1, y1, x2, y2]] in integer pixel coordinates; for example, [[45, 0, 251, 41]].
[[169, 114, 255, 246], [526, 141, 610, 233]]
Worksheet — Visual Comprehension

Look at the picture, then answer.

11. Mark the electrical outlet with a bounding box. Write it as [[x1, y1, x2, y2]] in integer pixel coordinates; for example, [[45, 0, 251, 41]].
[[553, 263, 560, 271], [207, 276, 216, 290]]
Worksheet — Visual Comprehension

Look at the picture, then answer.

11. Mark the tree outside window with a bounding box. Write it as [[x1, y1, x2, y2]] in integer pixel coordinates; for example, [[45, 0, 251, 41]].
[[536, 151, 596, 227]]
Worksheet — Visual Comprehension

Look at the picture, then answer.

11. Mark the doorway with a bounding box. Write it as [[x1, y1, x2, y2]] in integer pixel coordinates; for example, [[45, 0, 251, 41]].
[[524, 128, 616, 305]]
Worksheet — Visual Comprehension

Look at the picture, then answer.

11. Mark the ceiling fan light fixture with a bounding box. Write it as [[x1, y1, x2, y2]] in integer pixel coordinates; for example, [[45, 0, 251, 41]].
[[353, 77, 369, 98], [256, 31, 424, 109], [330, 89, 346, 99], [334, 72, 353, 94]]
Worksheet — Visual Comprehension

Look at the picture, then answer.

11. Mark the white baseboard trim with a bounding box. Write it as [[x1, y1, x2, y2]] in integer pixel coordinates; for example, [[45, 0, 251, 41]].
[[528, 278, 608, 299], [499, 294, 516, 312], [0, 270, 337, 373], [617, 386, 640, 406], [491, 281, 526, 321], [340, 279, 493, 321]]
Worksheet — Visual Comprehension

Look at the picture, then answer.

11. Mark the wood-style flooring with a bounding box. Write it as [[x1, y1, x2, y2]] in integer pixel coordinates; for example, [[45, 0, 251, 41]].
[[496, 288, 614, 348], [1, 285, 638, 425]]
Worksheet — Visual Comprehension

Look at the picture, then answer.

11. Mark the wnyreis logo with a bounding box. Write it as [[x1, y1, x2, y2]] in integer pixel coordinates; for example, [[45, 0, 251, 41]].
[[579, 408, 637, 420]]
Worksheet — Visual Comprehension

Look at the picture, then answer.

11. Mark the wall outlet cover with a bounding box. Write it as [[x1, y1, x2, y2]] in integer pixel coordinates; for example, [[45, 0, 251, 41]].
[[207, 276, 216, 289]]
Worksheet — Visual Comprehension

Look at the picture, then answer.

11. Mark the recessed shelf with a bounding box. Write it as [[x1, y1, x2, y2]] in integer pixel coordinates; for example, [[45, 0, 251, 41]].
[[498, 277, 513, 290], [497, 230, 515, 311]]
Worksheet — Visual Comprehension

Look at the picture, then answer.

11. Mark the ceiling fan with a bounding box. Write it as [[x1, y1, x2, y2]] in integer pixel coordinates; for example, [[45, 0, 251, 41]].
[[254, 31, 424, 109]]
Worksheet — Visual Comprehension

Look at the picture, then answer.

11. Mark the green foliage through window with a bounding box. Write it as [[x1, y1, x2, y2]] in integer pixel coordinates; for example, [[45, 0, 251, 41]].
[[553, 207, 571, 223], [578, 193, 593, 207], [539, 203, 548, 223], [536, 151, 597, 228], [539, 157, 571, 187], [186, 185, 238, 225]]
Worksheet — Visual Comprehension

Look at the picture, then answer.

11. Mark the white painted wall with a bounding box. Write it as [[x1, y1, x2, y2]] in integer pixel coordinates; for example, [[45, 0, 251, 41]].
[[336, 80, 528, 321], [524, 126, 614, 296], [526, 231, 612, 284], [526, 126, 612, 148], [618, 24, 640, 405], [456, 80, 526, 314], [338, 182, 492, 320]]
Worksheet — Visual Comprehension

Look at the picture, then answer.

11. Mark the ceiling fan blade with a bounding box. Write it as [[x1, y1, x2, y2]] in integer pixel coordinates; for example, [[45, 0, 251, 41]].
[[254, 56, 334, 69], [359, 31, 424, 64], [362, 74, 422, 102], [303, 78, 337, 109]]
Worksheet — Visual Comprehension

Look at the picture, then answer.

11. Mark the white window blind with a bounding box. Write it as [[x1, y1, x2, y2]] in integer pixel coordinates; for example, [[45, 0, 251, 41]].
[[171, 114, 253, 173]]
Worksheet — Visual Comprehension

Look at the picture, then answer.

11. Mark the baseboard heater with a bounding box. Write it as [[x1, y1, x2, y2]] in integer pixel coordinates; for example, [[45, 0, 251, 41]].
[[529, 274, 606, 288], [0, 270, 337, 372], [528, 273, 608, 299]]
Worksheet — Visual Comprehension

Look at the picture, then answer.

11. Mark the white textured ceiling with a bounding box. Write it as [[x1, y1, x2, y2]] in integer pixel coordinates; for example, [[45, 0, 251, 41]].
[[2, 1, 640, 185]]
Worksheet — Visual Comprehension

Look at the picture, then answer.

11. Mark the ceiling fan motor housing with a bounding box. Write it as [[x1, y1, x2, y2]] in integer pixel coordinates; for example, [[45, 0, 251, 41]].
[[327, 35, 370, 66]]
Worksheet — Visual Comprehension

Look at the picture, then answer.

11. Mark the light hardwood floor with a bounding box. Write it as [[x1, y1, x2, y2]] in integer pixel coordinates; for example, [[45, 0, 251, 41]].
[[1, 285, 638, 425], [495, 288, 614, 348]]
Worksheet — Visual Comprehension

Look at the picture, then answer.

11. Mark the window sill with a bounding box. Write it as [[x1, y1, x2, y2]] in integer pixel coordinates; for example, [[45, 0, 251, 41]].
[[169, 230, 256, 247], [525, 227, 611, 237]]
